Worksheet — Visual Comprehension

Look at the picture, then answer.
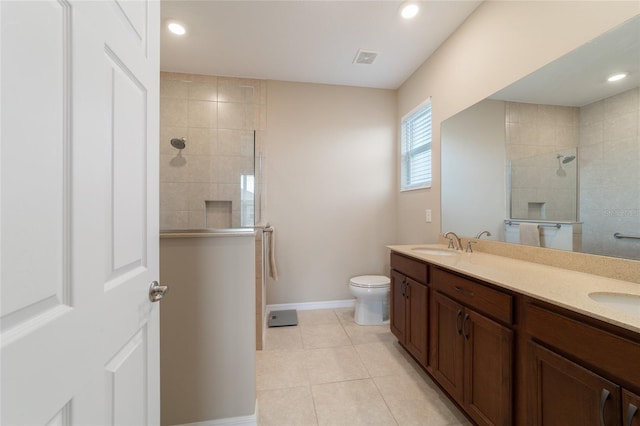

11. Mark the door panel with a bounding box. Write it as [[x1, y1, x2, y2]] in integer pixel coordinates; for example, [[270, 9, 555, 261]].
[[430, 291, 464, 401], [1, 1, 160, 424], [406, 277, 428, 364], [528, 342, 621, 426], [390, 270, 406, 341], [465, 309, 513, 426]]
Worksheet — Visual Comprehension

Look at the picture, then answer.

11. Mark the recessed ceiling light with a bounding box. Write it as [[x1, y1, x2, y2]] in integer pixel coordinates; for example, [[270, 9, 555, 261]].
[[167, 20, 186, 36], [607, 73, 627, 82], [400, 2, 419, 19]]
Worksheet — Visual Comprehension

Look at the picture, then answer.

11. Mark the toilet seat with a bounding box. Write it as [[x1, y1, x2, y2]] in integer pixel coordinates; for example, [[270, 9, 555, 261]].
[[349, 275, 390, 289]]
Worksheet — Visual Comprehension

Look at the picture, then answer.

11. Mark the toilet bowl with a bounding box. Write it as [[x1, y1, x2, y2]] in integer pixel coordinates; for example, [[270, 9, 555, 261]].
[[348, 275, 390, 325]]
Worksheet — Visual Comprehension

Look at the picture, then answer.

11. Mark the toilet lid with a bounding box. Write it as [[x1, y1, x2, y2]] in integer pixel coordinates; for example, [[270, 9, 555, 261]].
[[350, 275, 390, 288]]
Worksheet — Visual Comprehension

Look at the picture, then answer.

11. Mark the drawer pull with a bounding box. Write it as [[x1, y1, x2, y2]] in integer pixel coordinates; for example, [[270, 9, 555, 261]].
[[456, 310, 463, 335], [627, 403, 638, 426], [462, 313, 470, 339], [454, 286, 475, 298], [600, 388, 610, 426]]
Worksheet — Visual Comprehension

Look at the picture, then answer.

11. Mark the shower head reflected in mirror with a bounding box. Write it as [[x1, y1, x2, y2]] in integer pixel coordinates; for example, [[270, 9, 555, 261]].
[[170, 137, 186, 150], [556, 154, 575, 164]]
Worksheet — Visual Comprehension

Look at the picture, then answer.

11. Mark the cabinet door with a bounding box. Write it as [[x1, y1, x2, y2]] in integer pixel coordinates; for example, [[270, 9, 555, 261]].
[[623, 390, 640, 426], [405, 277, 428, 365], [464, 309, 513, 426], [528, 342, 621, 426], [390, 270, 406, 341], [430, 291, 464, 401]]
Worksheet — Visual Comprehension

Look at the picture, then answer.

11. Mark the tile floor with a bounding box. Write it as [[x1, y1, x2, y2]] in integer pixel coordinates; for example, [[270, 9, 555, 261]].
[[256, 308, 472, 426]]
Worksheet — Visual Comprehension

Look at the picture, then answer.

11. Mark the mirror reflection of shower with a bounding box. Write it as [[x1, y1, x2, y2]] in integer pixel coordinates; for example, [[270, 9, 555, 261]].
[[556, 153, 576, 176], [169, 137, 187, 167], [170, 137, 186, 150]]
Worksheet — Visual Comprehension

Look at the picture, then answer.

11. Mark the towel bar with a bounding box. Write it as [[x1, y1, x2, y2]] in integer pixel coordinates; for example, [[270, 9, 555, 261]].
[[613, 232, 640, 240], [505, 220, 561, 229]]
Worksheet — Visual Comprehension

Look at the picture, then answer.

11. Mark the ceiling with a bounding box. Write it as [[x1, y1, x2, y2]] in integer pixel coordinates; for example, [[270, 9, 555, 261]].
[[160, 0, 482, 90]]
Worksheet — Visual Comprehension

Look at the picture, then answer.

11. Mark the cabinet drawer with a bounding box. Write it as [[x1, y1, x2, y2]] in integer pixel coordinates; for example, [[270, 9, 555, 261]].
[[391, 252, 428, 284], [431, 267, 512, 324], [525, 303, 640, 390]]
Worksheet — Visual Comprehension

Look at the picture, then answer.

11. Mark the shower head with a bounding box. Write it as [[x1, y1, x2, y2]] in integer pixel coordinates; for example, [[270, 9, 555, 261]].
[[170, 137, 186, 150], [556, 154, 576, 164]]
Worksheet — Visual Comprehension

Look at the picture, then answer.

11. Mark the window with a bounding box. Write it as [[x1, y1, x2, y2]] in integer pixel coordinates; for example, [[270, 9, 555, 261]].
[[400, 100, 432, 191]]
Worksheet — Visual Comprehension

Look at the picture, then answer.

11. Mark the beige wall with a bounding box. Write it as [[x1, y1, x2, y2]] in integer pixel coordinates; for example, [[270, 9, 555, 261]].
[[397, 1, 638, 244], [160, 234, 256, 424], [266, 81, 397, 304]]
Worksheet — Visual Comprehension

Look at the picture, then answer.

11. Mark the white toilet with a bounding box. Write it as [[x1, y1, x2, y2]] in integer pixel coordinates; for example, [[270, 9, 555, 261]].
[[348, 275, 390, 325]]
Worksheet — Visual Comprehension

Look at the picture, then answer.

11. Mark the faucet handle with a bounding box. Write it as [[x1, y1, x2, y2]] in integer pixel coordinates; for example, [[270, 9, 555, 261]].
[[466, 240, 478, 253], [446, 238, 455, 249]]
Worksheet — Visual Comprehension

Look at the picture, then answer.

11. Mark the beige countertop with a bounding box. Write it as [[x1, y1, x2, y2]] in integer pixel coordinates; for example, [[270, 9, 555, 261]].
[[388, 244, 640, 334]]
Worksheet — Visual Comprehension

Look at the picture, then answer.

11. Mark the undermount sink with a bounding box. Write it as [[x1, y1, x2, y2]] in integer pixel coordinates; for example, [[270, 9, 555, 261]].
[[411, 247, 459, 256], [588, 292, 640, 317]]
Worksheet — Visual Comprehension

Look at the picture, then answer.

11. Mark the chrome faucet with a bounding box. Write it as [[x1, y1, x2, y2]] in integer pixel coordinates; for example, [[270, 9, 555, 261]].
[[444, 231, 462, 251], [475, 230, 492, 239]]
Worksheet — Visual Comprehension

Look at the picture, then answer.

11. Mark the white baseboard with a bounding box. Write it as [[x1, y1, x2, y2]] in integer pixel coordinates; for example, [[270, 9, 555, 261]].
[[172, 401, 257, 426], [267, 299, 355, 314]]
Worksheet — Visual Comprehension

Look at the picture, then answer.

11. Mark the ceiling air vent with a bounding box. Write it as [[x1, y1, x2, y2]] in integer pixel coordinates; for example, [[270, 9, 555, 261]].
[[353, 49, 379, 65]]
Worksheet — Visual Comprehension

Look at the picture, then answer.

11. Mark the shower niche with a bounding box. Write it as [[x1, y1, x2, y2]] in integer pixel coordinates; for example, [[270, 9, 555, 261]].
[[509, 148, 578, 222]]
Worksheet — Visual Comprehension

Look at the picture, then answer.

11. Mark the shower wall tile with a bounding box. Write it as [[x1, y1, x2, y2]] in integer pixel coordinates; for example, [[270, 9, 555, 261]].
[[606, 110, 638, 141], [186, 127, 214, 156], [160, 154, 188, 183], [579, 88, 639, 260], [160, 211, 188, 230], [580, 120, 604, 147], [161, 98, 188, 127], [160, 182, 190, 211], [218, 102, 255, 130], [188, 210, 205, 229], [186, 183, 211, 211], [160, 79, 189, 99], [188, 81, 218, 102], [188, 73, 218, 84], [187, 100, 216, 128], [160, 72, 266, 230], [185, 156, 211, 183], [218, 77, 260, 103]]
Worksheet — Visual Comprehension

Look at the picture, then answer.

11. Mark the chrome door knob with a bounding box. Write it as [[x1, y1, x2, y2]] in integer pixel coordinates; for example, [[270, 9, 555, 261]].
[[149, 281, 169, 302]]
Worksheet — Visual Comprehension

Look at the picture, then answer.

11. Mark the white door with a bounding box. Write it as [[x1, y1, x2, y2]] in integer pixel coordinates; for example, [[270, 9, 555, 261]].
[[1, 1, 161, 424]]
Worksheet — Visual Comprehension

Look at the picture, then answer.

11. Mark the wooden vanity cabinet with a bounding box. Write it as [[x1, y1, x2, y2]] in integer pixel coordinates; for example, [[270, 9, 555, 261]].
[[524, 300, 640, 426], [390, 253, 429, 366], [430, 267, 514, 426], [527, 341, 621, 426]]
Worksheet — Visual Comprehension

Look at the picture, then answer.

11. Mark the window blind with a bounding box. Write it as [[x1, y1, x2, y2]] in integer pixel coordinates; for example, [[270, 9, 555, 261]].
[[401, 100, 432, 190]]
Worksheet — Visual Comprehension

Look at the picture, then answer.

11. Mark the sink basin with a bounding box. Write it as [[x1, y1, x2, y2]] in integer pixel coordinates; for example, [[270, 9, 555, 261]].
[[411, 247, 459, 256], [588, 292, 640, 317]]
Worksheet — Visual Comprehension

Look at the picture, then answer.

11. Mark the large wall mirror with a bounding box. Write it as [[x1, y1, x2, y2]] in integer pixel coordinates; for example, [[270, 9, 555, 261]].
[[441, 16, 639, 261]]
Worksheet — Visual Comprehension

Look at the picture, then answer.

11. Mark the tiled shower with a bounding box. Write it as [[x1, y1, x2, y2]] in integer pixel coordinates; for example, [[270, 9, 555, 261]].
[[505, 88, 640, 260], [159, 72, 266, 229]]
